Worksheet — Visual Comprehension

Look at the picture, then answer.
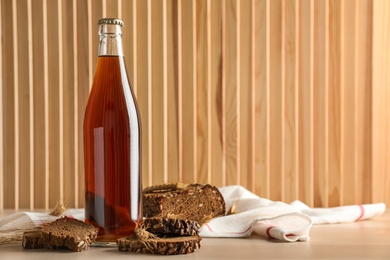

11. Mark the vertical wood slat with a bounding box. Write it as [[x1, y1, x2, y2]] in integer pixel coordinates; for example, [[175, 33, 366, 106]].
[[343, 0, 358, 205], [283, 0, 299, 201], [29, 1, 47, 208], [1, 0, 390, 209], [236, 0, 241, 186], [253, 0, 268, 198], [281, 0, 286, 202], [0, 0, 3, 210], [166, 0, 177, 183], [192, 0, 197, 183], [269, 0, 282, 202], [62, 0, 72, 207], [31, 0, 44, 209], [239, 0, 253, 189], [358, 0, 373, 204], [72, 0, 78, 208], [57, 0, 64, 204], [12, 0, 19, 210], [195, 0, 207, 184], [177, 0, 183, 182], [352, 0, 359, 206], [328, 0, 342, 207], [147, 0, 153, 186], [162, 0, 168, 183], [27, 0, 34, 210], [151, 0, 165, 185], [298, 0, 313, 206], [265, 0, 271, 199], [136, 0, 150, 187], [221, 0, 226, 187], [180, 0, 195, 184], [76, 0, 89, 208], [353, 0, 360, 204], [87, 0, 92, 88], [3, 0, 15, 209], [372, 0, 390, 204], [309, 0, 315, 206], [339, 0, 345, 206], [16, 0, 28, 209], [206, 0, 211, 185], [118, 0, 122, 18], [225, 0, 238, 186], [47, 0, 60, 208], [210, 0, 223, 187], [313, 0, 329, 207], [250, 0, 256, 192]]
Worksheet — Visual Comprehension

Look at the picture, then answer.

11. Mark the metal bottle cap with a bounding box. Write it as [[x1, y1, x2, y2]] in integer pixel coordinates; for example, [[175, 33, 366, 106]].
[[98, 18, 123, 36], [98, 18, 124, 27]]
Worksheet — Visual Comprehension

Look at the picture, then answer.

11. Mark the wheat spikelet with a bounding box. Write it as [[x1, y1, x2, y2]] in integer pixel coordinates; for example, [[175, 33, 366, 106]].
[[134, 221, 159, 241]]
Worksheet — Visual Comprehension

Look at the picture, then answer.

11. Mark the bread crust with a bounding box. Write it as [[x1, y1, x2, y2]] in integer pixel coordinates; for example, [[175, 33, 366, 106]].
[[117, 235, 202, 255], [144, 217, 200, 236]]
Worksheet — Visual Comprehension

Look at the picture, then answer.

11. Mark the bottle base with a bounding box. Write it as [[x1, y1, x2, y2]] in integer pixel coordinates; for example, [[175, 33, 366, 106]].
[[91, 241, 118, 247]]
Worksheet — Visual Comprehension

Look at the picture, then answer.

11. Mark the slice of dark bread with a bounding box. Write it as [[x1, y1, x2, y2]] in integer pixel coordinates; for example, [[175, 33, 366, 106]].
[[143, 183, 225, 225], [144, 217, 200, 236], [22, 230, 44, 249], [117, 235, 202, 255], [40, 217, 98, 252]]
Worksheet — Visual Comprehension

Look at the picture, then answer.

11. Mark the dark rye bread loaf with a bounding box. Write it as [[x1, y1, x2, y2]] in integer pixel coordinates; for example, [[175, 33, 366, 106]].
[[144, 217, 200, 236], [23, 217, 99, 252], [143, 183, 225, 225], [117, 235, 202, 255]]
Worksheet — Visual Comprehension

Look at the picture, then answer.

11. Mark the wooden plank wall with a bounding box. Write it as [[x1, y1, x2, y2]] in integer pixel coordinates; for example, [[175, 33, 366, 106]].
[[0, 0, 389, 210]]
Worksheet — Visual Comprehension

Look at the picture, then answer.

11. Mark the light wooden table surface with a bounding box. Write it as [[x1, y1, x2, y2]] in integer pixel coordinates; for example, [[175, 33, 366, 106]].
[[0, 209, 389, 259]]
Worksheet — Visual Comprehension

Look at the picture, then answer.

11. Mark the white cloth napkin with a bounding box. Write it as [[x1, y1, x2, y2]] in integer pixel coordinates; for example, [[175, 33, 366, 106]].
[[0, 185, 386, 243], [199, 185, 386, 242]]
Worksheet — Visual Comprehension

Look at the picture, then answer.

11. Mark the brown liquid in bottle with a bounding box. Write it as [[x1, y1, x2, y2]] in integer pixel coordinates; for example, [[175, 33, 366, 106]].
[[84, 55, 142, 242]]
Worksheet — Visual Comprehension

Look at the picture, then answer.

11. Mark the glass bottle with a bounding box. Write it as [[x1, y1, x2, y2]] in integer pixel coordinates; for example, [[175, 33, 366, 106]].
[[83, 18, 142, 243]]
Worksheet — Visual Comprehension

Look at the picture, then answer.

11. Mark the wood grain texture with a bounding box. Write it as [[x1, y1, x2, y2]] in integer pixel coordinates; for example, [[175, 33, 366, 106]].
[[0, 0, 389, 209], [328, 0, 342, 207], [210, 0, 224, 187], [239, 0, 251, 191], [343, 0, 358, 206], [372, 0, 390, 204], [313, 0, 329, 207], [0, 0, 3, 210], [254, 0, 268, 198], [269, 0, 283, 202], [76, 0, 89, 208], [32, 0, 45, 209], [151, 0, 165, 185], [195, 0, 209, 184], [298, 0, 314, 206], [181, 0, 196, 184], [225, 0, 239, 186], [283, 0, 299, 203], [2, 1, 17, 208], [17, 0, 31, 209], [167, 0, 179, 183]]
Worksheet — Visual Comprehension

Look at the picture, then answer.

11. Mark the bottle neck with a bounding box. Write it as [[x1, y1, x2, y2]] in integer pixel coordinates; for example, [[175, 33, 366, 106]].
[[98, 24, 124, 56]]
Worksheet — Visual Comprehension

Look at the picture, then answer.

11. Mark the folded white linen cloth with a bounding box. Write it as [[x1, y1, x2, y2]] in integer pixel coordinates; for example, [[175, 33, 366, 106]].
[[199, 185, 386, 241], [0, 185, 386, 243]]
